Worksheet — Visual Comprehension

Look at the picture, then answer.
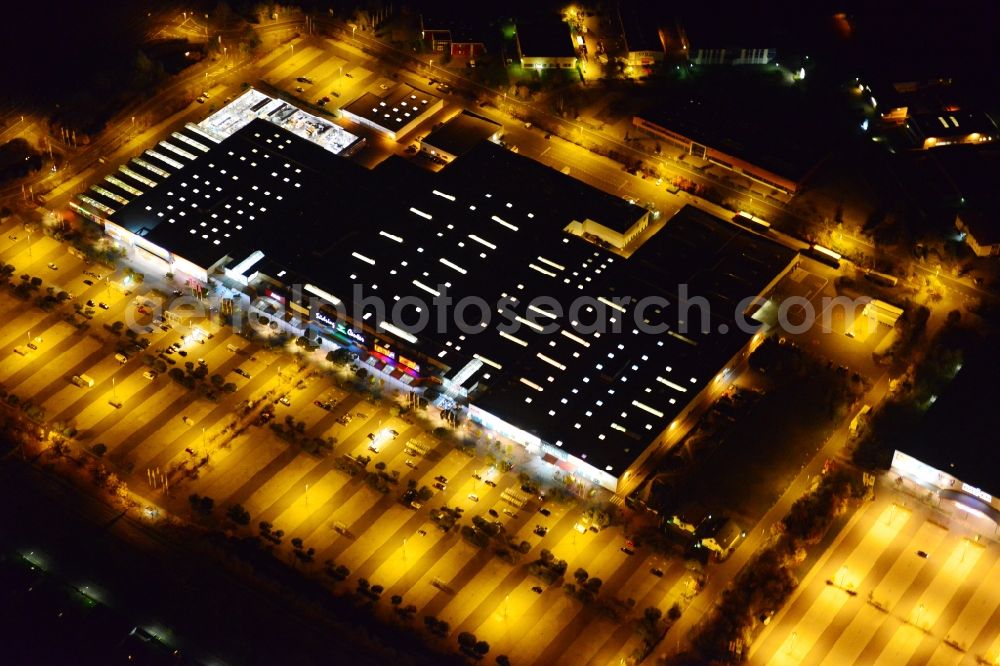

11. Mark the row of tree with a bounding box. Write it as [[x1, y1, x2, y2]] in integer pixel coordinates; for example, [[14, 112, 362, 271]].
[[690, 468, 862, 662]]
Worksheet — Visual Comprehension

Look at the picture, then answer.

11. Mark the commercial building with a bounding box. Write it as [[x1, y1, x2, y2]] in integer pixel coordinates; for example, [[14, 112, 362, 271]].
[[86, 96, 796, 496], [932, 146, 1000, 257], [420, 111, 502, 163], [890, 352, 1000, 531], [676, 14, 776, 66], [633, 96, 830, 194], [340, 84, 444, 140], [617, 2, 665, 69], [515, 18, 577, 70], [874, 78, 957, 125], [904, 111, 999, 150], [956, 210, 1000, 257], [71, 87, 364, 238], [420, 15, 488, 58]]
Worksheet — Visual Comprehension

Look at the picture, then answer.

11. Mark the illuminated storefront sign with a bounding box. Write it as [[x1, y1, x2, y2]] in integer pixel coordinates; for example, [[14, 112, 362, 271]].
[[963, 483, 993, 504], [314, 312, 366, 345], [265, 288, 285, 304], [342, 325, 365, 344], [398, 355, 420, 372], [374, 343, 396, 359]]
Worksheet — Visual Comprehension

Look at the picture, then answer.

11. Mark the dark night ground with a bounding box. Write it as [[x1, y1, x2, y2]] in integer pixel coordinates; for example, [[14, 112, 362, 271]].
[[0, 447, 459, 666]]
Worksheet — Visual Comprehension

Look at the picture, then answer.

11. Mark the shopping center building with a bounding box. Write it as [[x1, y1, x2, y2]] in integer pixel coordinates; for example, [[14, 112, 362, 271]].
[[890, 354, 1000, 533], [76, 92, 797, 495]]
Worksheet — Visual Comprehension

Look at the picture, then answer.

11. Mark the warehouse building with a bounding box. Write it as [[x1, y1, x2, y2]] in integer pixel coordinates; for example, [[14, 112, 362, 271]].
[[340, 83, 444, 140], [419, 111, 502, 163]]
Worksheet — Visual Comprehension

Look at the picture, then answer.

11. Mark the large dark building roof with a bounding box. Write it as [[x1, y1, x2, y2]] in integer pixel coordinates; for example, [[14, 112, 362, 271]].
[[107, 114, 796, 478], [109, 118, 376, 272], [341, 84, 441, 135], [445, 141, 647, 234], [421, 111, 501, 157], [638, 80, 835, 185], [516, 18, 575, 58], [902, 346, 1000, 497], [935, 144, 1000, 246]]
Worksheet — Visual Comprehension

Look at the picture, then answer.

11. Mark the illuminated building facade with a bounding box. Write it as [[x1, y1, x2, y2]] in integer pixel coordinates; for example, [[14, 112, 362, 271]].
[[890, 357, 1000, 531], [515, 19, 577, 70], [904, 111, 999, 150], [87, 97, 796, 496]]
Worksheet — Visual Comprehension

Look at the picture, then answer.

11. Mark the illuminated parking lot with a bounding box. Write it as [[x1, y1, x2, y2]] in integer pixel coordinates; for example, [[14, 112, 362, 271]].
[[750, 490, 1000, 665]]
